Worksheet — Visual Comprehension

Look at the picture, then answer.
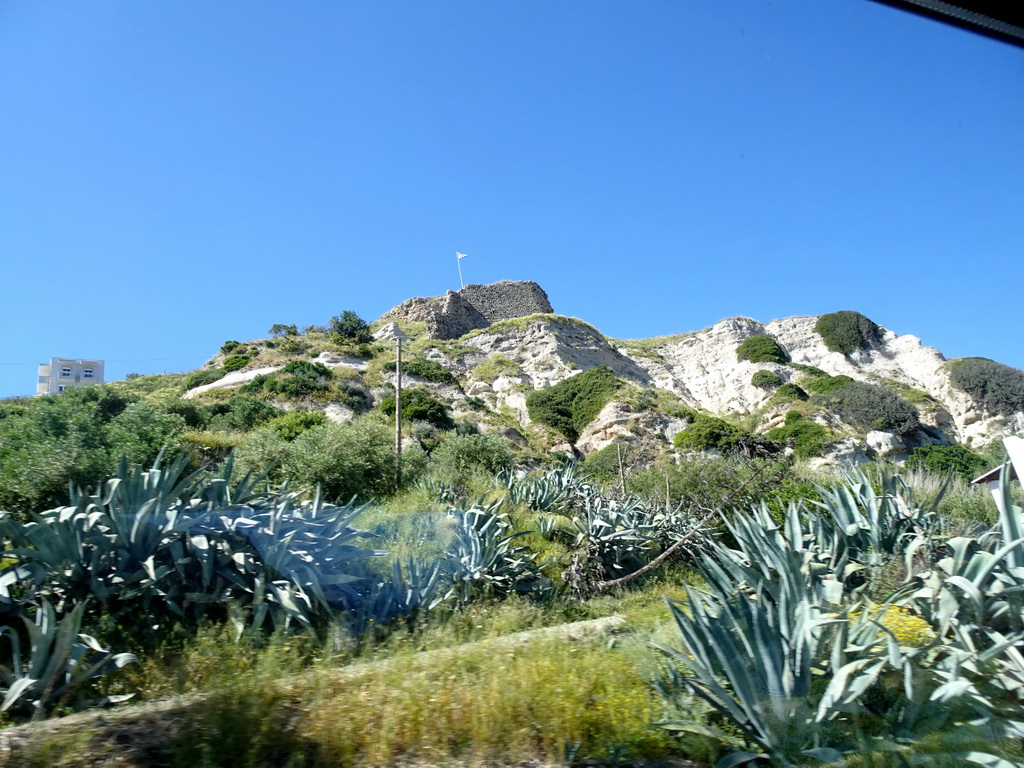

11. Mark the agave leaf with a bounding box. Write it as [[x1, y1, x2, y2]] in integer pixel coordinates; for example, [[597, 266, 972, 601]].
[[716, 751, 769, 768]]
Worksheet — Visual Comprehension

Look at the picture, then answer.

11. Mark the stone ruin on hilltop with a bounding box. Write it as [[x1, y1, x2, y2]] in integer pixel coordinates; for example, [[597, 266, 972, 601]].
[[379, 280, 553, 339]]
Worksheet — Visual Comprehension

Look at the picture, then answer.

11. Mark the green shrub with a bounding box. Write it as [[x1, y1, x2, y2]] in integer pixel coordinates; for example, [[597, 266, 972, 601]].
[[813, 311, 881, 354], [335, 381, 372, 412], [736, 334, 789, 364], [789, 363, 828, 378], [882, 379, 937, 406], [384, 357, 458, 385], [815, 380, 919, 435], [765, 411, 833, 459], [673, 414, 750, 453], [266, 410, 328, 441], [104, 402, 187, 466], [379, 388, 454, 430], [329, 310, 372, 344], [243, 361, 333, 400], [210, 396, 282, 432], [802, 374, 854, 394], [0, 388, 134, 515], [431, 432, 514, 488], [178, 429, 245, 466], [947, 357, 1024, 416], [904, 444, 989, 481], [160, 399, 211, 430], [773, 383, 808, 402], [222, 355, 250, 373], [751, 370, 782, 390], [274, 337, 310, 357], [285, 420, 397, 501], [220, 340, 243, 355], [525, 366, 621, 443], [268, 324, 298, 337], [583, 441, 660, 487], [184, 368, 225, 390], [632, 388, 659, 411], [231, 427, 291, 482], [627, 454, 813, 520], [472, 355, 520, 384]]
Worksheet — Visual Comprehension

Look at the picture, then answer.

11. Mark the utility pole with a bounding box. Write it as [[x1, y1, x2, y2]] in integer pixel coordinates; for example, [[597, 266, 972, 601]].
[[390, 325, 409, 490], [395, 333, 403, 489]]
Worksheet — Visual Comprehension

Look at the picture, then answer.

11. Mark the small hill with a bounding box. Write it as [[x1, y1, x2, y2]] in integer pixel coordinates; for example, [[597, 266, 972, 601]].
[[173, 282, 1024, 469]]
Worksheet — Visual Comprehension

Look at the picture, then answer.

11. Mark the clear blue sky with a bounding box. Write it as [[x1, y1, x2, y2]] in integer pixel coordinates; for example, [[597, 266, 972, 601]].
[[2, 0, 1022, 397]]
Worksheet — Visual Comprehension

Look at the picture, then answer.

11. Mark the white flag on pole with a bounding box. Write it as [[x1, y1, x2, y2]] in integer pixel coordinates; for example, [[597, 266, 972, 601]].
[[456, 252, 467, 259]]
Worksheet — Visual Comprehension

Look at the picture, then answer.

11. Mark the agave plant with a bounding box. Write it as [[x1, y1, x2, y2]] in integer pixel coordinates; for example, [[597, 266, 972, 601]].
[[443, 500, 551, 603], [414, 476, 459, 504], [657, 466, 1022, 767], [813, 469, 947, 571], [0, 600, 136, 717], [349, 557, 446, 634], [497, 464, 593, 513], [0, 454, 387, 638], [567, 495, 662, 579]]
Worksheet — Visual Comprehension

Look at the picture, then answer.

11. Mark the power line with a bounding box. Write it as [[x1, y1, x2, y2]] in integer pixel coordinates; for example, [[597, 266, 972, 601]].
[[0, 356, 208, 367]]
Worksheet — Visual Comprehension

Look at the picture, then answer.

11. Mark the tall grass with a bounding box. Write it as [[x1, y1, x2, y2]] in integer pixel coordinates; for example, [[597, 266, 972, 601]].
[[297, 636, 677, 767]]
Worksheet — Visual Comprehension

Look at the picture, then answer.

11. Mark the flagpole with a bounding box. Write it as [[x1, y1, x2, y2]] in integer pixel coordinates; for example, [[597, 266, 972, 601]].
[[456, 251, 464, 289]]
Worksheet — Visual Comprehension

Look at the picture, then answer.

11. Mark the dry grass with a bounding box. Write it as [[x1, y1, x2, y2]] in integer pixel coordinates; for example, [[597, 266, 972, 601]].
[[1, 617, 699, 768]]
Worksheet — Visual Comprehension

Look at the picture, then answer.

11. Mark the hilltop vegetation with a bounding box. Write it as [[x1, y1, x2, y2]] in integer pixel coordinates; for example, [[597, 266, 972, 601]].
[[4, 301, 1024, 766]]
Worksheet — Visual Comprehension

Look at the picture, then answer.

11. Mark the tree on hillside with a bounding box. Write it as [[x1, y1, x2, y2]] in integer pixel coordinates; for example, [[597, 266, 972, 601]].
[[329, 311, 372, 344]]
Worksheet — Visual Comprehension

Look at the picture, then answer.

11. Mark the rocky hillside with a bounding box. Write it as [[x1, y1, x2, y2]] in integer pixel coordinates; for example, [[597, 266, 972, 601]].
[[185, 281, 1024, 468]]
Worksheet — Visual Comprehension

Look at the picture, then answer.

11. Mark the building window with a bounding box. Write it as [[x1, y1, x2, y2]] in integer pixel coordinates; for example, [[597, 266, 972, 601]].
[[60, 367, 72, 377], [57, 385, 66, 392], [83, 369, 94, 378]]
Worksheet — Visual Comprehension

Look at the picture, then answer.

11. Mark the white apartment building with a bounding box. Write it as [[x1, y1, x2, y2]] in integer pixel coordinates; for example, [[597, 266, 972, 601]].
[[37, 357, 105, 395]]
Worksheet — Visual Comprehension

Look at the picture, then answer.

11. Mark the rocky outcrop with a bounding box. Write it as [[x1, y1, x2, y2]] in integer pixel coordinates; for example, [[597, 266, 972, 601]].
[[463, 316, 652, 391], [366, 281, 1024, 457], [617, 317, 787, 415], [379, 281, 553, 339], [380, 291, 488, 339]]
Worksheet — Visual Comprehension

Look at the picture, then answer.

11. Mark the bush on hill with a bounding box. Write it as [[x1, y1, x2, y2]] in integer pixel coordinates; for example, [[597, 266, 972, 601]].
[[789, 363, 828, 378], [266, 410, 329, 441], [765, 411, 833, 459], [379, 388, 454, 430], [751, 370, 783, 390], [472, 355, 520, 384], [735, 334, 789, 364], [285, 420, 397, 502], [383, 357, 458, 385], [222, 355, 251, 373], [904, 444, 988, 481], [525, 366, 621, 443], [209, 395, 282, 432], [184, 368, 225, 390], [813, 311, 881, 354], [0, 386, 187, 516], [673, 414, 750, 453], [814, 380, 919, 435], [431, 432, 514, 490], [802, 374, 854, 394], [947, 357, 1024, 416], [243, 361, 333, 400], [329, 310, 373, 345], [773, 383, 809, 402]]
